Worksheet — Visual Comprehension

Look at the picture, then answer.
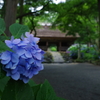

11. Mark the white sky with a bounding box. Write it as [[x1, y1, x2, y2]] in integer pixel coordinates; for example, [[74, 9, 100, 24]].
[[0, 0, 3, 3], [53, 0, 66, 4]]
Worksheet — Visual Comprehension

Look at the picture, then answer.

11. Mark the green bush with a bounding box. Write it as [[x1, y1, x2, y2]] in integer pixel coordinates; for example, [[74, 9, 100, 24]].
[[50, 46, 57, 51], [60, 52, 69, 62], [43, 51, 53, 63], [67, 44, 99, 61]]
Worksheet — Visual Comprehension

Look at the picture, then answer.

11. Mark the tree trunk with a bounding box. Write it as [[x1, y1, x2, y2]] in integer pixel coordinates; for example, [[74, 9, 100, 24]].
[[77, 43, 81, 59], [5, 0, 18, 36]]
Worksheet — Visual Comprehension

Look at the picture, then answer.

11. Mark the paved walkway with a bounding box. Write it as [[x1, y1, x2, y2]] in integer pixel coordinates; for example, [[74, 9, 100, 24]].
[[50, 51, 65, 63], [32, 63, 100, 100]]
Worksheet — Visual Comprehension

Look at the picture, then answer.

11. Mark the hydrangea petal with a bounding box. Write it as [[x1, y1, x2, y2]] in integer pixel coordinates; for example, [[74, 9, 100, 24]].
[[23, 77, 29, 83], [6, 70, 11, 76], [11, 36, 14, 41], [18, 65, 26, 74], [1, 59, 10, 64], [16, 48, 25, 56], [37, 49, 42, 52], [35, 60, 42, 67], [29, 72, 35, 78], [5, 40, 13, 48], [32, 69, 39, 75], [27, 58, 34, 64], [26, 63, 31, 70], [23, 70, 31, 77], [11, 63, 17, 69], [12, 39, 21, 44], [25, 32, 31, 37], [33, 37, 40, 43], [34, 53, 42, 60], [25, 51, 32, 58], [19, 58, 26, 66], [11, 72, 20, 80], [5, 62, 12, 68], [21, 54, 27, 59], [38, 64, 44, 70], [1, 51, 11, 60], [18, 37, 29, 46], [11, 53, 19, 63], [31, 49, 37, 54], [11, 68, 18, 74]]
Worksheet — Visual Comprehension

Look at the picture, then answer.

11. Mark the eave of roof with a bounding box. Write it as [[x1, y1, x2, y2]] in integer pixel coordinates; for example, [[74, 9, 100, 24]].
[[32, 26, 80, 38]]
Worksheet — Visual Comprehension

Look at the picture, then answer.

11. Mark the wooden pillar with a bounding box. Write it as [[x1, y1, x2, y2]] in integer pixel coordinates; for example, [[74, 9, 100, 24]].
[[59, 41, 61, 51], [46, 41, 48, 51]]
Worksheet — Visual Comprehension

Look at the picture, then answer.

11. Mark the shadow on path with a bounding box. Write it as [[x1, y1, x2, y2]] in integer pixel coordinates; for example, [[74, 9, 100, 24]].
[[32, 63, 100, 100]]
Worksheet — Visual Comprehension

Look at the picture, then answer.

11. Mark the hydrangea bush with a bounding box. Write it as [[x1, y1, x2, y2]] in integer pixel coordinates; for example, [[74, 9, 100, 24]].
[[0, 18, 66, 100], [67, 44, 99, 60], [0, 32, 44, 83]]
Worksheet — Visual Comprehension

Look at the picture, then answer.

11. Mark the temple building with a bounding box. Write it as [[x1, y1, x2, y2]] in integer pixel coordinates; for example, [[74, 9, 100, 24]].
[[34, 25, 79, 51]]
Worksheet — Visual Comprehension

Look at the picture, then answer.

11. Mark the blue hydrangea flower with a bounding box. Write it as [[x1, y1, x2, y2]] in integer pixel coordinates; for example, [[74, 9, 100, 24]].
[[0, 32, 45, 83]]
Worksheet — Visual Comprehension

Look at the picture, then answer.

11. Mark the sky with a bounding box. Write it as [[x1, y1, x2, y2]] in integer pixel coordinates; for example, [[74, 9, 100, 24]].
[[53, 0, 66, 4]]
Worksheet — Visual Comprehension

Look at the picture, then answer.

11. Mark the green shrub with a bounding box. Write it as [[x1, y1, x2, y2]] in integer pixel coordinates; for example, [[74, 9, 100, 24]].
[[67, 44, 99, 61], [43, 51, 53, 63], [50, 46, 57, 51], [60, 52, 69, 62]]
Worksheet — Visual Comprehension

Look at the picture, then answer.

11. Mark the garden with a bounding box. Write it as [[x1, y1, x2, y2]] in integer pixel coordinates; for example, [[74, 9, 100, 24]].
[[0, 0, 99, 100]]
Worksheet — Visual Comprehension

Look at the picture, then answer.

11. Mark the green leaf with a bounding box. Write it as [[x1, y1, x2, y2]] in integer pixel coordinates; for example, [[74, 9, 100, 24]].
[[1, 79, 34, 100], [9, 23, 29, 38], [0, 63, 6, 79], [0, 77, 10, 92], [0, 41, 12, 52], [0, 35, 9, 41], [28, 79, 36, 87], [0, 76, 10, 99], [32, 84, 41, 100], [0, 18, 6, 35], [36, 79, 57, 100]]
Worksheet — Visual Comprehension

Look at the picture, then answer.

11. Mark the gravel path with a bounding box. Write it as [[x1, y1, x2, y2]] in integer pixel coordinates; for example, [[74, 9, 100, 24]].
[[32, 63, 100, 100]]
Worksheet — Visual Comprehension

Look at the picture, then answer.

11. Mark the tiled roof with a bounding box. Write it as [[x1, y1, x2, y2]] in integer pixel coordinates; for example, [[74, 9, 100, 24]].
[[33, 26, 79, 38]]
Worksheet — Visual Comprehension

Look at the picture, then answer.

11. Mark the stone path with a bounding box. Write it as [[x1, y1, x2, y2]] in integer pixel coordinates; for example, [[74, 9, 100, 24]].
[[50, 51, 65, 63]]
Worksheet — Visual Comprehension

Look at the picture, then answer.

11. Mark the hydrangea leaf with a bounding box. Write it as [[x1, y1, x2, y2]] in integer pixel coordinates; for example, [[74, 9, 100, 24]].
[[1, 79, 34, 100], [36, 79, 57, 100], [0, 76, 10, 97], [0, 18, 6, 35], [0, 63, 5, 79], [9, 23, 29, 38], [28, 79, 36, 87], [0, 36, 8, 41], [31, 84, 41, 100], [0, 41, 12, 52]]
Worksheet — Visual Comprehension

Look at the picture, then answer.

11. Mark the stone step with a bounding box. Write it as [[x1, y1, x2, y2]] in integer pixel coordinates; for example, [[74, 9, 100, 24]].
[[50, 52, 65, 63]]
